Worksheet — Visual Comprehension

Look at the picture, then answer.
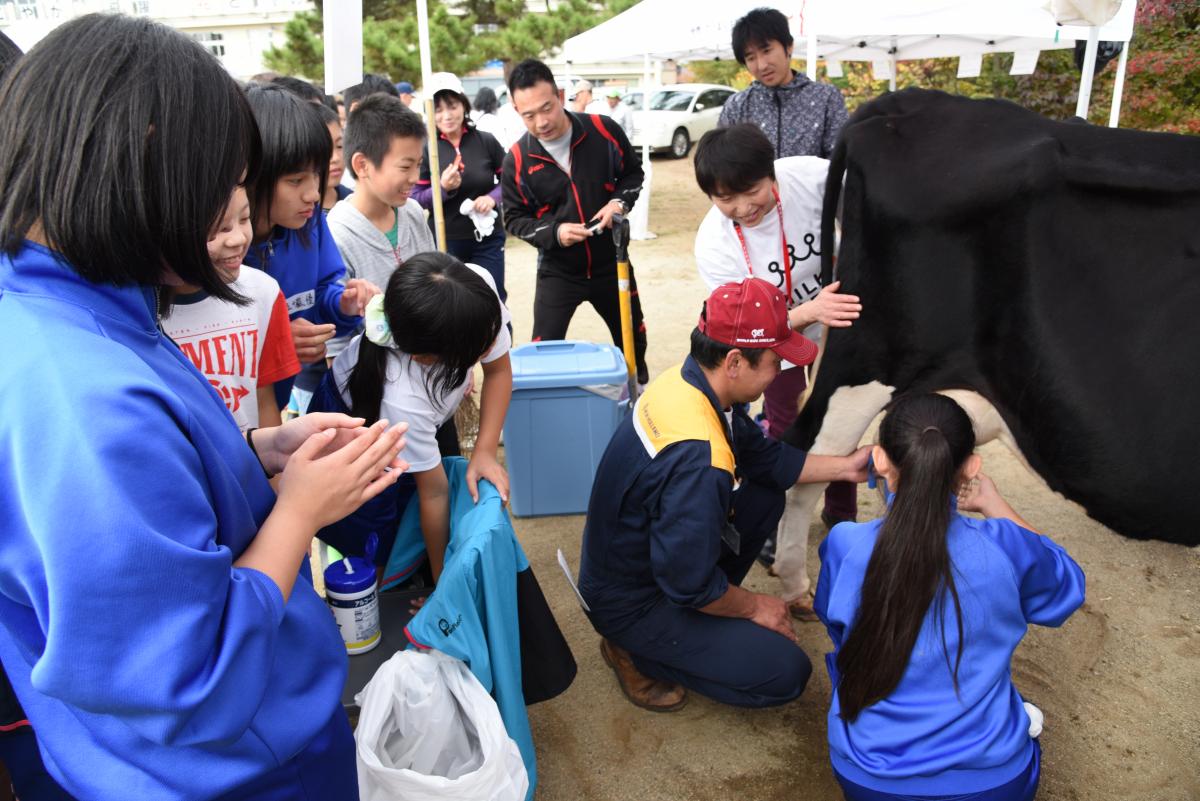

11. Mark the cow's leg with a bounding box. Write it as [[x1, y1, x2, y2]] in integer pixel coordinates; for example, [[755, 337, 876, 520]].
[[774, 381, 895, 602], [936, 389, 1033, 472]]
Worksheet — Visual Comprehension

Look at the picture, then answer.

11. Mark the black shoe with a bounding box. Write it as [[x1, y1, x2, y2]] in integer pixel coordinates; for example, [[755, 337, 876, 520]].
[[755, 536, 777, 568]]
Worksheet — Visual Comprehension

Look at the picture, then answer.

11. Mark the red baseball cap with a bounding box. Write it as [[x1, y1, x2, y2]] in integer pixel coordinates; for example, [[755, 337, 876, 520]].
[[698, 278, 818, 366]]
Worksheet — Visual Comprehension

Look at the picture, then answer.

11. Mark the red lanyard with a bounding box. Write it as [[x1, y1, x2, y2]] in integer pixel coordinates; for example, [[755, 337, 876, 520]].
[[733, 187, 790, 302]]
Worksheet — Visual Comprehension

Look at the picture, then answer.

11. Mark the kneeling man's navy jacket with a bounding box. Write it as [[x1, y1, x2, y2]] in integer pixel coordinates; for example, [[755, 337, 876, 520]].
[[579, 356, 807, 634]]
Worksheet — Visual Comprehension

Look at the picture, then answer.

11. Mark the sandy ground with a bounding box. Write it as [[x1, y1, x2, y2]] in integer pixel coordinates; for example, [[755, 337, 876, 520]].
[[496, 154, 1200, 801]]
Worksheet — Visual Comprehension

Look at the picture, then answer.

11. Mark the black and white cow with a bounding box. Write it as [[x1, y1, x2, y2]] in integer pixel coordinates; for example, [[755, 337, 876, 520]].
[[775, 88, 1200, 597]]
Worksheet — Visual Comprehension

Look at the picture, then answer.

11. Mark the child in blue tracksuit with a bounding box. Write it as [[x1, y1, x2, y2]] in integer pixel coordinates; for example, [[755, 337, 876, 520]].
[[243, 84, 379, 409], [0, 17, 405, 799], [815, 394, 1085, 801]]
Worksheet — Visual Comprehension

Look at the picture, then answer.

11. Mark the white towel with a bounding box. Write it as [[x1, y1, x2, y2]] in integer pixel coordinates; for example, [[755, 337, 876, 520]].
[[460, 199, 498, 241]]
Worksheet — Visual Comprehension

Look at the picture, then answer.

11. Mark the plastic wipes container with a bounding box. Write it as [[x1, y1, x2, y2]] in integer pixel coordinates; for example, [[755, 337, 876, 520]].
[[325, 540, 381, 655], [504, 341, 629, 517]]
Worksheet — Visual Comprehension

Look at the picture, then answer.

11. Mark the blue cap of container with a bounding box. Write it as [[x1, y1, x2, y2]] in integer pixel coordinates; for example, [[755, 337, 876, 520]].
[[509, 341, 628, 390], [324, 533, 378, 595]]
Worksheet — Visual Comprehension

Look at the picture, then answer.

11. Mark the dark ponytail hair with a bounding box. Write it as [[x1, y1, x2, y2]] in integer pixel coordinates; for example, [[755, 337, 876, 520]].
[[835, 393, 976, 722], [347, 252, 502, 424]]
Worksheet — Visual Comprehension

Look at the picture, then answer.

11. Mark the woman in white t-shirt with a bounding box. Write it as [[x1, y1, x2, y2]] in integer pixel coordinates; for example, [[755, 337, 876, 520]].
[[693, 123, 862, 620], [310, 252, 513, 580]]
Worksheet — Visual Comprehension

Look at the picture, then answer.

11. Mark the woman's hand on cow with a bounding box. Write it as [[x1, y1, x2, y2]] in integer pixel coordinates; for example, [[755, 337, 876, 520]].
[[793, 281, 861, 329]]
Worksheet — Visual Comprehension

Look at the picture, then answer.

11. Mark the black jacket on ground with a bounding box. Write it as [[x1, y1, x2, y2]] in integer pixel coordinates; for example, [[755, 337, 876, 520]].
[[501, 112, 642, 277]]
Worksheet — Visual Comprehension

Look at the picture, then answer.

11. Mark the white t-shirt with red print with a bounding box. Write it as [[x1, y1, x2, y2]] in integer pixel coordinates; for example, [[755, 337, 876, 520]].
[[163, 266, 300, 431]]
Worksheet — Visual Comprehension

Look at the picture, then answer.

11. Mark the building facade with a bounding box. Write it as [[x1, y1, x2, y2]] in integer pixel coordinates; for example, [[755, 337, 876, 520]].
[[0, 0, 312, 79]]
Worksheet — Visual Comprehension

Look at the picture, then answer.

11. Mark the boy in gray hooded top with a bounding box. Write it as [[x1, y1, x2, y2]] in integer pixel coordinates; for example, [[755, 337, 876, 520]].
[[718, 7, 848, 159], [326, 94, 434, 357]]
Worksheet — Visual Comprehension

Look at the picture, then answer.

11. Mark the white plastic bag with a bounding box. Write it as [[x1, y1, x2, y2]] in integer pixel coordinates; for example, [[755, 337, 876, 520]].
[[355, 649, 529, 801]]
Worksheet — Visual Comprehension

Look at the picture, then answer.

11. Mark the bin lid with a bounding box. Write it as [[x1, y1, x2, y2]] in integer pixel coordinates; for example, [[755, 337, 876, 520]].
[[510, 340, 629, 390]]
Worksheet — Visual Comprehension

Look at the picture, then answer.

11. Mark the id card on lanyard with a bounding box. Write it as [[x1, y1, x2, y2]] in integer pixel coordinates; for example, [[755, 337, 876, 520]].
[[732, 187, 790, 303]]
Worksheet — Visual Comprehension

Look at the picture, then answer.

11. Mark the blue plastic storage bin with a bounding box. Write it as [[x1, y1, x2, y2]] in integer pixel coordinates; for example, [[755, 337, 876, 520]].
[[504, 341, 629, 517]]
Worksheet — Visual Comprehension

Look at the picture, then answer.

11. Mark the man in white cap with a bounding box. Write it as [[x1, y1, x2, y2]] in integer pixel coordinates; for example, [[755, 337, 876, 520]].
[[569, 79, 593, 113]]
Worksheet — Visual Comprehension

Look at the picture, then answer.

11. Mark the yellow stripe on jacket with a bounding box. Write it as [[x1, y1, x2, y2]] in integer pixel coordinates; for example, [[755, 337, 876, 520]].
[[631, 364, 735, 476]]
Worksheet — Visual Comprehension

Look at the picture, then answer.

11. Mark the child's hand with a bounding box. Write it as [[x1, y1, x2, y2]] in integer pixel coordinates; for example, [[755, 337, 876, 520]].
[[466, 451, 509, 505], [957, 473, 1006, 517], [262, 413, 408, 473], [291, 318, 336, 364], [340, 279, 381, 317], [276, 420, 408, 528], [473, 195, 496, 214]]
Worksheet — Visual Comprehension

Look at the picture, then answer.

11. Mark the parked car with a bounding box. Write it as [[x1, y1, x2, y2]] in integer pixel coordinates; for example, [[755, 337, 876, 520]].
[[622, 91, 643, 110], [629, 83, 735, 158]]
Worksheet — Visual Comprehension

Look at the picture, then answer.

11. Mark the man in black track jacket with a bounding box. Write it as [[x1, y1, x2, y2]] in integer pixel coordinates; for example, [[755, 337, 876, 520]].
[[501, 59, 649, 383]]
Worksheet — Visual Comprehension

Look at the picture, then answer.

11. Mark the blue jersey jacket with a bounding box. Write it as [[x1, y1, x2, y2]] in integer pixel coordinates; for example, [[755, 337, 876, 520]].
[[244, 209, 360, 405], [815, 512, 1085, 795], [579, 357, 806, 634], [0, 243, 348, 799]]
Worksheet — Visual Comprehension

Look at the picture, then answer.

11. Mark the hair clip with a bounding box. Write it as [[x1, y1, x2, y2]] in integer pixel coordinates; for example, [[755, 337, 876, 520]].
[[363, 293, 396, 349]]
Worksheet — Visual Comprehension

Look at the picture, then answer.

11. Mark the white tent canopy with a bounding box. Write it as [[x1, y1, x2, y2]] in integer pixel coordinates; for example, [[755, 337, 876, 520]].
[[564, 1, 1137, 239], [561, 0, 1135, 65]]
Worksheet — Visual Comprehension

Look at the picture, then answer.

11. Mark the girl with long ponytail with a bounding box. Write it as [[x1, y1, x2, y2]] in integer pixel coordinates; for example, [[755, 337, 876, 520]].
[[815, 393, 1086, 801]]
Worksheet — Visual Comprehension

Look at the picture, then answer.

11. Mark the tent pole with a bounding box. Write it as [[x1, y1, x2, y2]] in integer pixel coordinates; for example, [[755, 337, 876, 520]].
[[416, 0, 447, 251], [641, 51, 651, 170], [1074, 26, 1099, 121], [1107, 39, 1130, 128], [889, 36, 897, 92], [804, 0, 817, 79]]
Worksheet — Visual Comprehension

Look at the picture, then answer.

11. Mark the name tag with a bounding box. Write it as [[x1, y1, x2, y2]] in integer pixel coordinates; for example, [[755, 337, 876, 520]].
[[285, 289, 316, 314]]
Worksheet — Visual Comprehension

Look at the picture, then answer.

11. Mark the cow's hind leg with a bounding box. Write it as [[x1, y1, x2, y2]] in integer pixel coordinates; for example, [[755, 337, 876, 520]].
[[936, 389, 1032, 471], [774, 382, 894, 603]]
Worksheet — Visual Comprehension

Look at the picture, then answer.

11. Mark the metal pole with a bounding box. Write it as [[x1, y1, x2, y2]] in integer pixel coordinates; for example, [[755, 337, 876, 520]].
[[1074, 26, 1100, 121], [416, 0, 447, 251], [1108, 40, 1130, 128], [888, 35, 897, 92], [805, 0, 817, 79]]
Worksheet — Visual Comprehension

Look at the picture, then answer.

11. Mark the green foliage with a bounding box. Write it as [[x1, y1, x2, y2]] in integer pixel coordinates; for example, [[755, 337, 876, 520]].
[[825, 3, 1199, 134], [265, 0, 637, 87], [688, 60, 747, 88], [262, 11, 325, 80]]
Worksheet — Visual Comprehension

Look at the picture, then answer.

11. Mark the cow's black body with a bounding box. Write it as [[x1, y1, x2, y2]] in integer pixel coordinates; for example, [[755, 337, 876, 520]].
[[785, 89, 1200, 546]]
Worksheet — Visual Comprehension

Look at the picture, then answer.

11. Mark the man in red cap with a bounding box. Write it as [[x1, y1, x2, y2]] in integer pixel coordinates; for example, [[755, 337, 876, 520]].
[[577, 278, 870, 711]]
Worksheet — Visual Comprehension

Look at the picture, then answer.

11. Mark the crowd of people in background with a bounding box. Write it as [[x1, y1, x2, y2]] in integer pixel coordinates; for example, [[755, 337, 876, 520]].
[[0, 6, 1085, 801]]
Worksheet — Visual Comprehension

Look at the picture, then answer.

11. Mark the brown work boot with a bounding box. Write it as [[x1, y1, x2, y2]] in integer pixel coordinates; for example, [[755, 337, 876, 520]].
[[787, 589, 820, 623], [599, 639, 687, 713]]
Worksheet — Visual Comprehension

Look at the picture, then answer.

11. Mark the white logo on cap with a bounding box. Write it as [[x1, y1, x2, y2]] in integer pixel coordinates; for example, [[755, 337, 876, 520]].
[[751, 328, 765, 338]]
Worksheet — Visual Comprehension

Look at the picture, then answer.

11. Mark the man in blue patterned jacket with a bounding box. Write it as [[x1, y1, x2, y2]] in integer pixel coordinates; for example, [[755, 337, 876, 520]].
[[719, 7, 849, 159]]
